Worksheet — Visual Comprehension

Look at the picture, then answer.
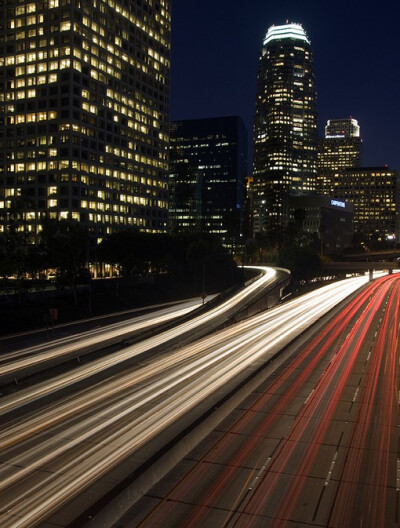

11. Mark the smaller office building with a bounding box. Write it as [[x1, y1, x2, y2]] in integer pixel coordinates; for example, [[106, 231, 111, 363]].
[[328, 167, 399, 242], [289, 194, 354, 255], [318, 118, 361, 171], [317, 118, 362, 195], [169, 116, 247, 246]]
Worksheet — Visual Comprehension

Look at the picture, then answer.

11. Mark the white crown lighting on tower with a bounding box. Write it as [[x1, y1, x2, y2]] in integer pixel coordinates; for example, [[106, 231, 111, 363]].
[[252, 22, 317, 233]]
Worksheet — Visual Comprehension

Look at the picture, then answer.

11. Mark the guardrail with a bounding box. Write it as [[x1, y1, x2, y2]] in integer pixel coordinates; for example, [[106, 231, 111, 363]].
[[323, 261, 398, 272]]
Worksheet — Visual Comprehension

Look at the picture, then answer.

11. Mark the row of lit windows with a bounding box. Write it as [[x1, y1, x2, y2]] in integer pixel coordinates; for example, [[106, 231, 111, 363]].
[[2, 44, 71, 63], [105, 88, 160, 120], [106, 90, 159, 124], [5, 88, 36, 105], [12, 59, 72, 76], [2, 159, 167, 188], [4, 148, 58, 162], [0, 212, 151, 232], [8, 14, 44, 28], [13, 28, 43, 40], [1, 75, 58, 98], [103, 100, 156, 129], [13, 3, 37, 15], [104, 144, 166, 169], [1, 135, 53, 150], [5, 34, 166, 84], [6, 111, 57, 125], [1, 194, 167, 210]]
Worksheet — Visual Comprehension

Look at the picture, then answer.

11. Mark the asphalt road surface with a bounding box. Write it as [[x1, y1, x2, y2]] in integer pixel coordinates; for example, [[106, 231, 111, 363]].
[[0, 272, 379, 527], [120, 273, 399, 528]]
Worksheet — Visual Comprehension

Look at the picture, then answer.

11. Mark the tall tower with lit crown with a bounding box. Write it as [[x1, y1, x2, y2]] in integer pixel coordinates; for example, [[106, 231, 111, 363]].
[[252, 22, 317, 234]]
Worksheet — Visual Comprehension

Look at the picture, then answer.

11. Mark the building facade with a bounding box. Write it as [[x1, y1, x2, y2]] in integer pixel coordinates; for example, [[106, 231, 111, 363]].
[[252, 22, 317, 234], [169, 116, 247, 245], [325, 167, 399, 242], [0, 0, 171, 243], [289, 194, 353, 254], [317, 117, 361, 192]]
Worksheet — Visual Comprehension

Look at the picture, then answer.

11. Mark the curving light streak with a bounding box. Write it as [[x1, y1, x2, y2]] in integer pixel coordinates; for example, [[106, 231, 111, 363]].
[[0, 266, 277, 399], [0, 267, 276, 381], [0, 298, 204, 368], [0, 272, 378, 527]]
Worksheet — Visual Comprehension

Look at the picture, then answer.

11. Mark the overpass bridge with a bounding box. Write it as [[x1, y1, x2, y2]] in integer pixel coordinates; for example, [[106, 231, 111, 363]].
[[323, 260, 398, 278], [342, 250, 400, 261]]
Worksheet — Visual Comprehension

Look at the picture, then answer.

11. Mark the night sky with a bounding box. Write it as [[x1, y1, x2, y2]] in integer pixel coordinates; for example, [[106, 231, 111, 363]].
[[170, 0, 400, 171]]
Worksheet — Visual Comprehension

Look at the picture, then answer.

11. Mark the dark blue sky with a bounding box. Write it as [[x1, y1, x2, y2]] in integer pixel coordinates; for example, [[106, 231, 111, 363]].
[[170, 0, 399, 171]]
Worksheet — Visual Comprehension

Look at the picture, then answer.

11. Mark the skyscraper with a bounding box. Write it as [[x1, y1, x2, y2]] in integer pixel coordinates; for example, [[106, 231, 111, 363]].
[[252, 22, 317, 234], [317, 117, 361, 192], [169, 116, 247, 245], [0, 0, 171, 244], [327, 166, 399, 242]]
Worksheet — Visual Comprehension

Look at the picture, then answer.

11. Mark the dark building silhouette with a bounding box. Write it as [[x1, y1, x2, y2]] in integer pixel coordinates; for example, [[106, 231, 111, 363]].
[[252, 23, 317, 234], [289, 194, 353, 255], [0, 0, 171, 243], [169, 116, 247, 246]]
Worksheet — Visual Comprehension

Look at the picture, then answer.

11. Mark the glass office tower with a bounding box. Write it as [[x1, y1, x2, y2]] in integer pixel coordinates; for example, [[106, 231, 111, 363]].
[[0, 0, 171, 243], [169, 116, 247, 246], [252, 22, 317, 234]]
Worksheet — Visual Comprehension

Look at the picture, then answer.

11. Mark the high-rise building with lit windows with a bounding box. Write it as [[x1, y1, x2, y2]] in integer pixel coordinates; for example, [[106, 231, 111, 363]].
[[327, 166, 399, 242], [0, 0, 171, 243], [252, 22, 317, 233], [317, 118, 361, 192], [169, 116, 247, 244]]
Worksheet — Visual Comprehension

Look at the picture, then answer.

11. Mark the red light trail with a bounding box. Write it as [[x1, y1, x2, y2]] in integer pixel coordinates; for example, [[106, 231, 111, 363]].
[[135, 274, 400, 528]]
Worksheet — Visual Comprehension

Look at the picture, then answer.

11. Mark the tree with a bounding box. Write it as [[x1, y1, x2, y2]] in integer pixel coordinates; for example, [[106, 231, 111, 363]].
[[222, 208, 241, 246], [278, 245, 322, 283], [0, 190, 36, 279], [40, 218, 90, 303]]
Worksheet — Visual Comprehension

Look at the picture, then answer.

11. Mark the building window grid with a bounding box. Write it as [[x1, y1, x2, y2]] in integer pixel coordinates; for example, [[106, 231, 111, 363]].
[[1, 0, 171, 239]]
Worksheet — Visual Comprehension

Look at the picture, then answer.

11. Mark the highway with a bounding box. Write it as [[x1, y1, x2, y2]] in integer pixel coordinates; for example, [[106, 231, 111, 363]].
[[0, 272, 372, 527], [0, 266, 278, 385], [0, 297, 206, 378], [122, 273, 400, 528]]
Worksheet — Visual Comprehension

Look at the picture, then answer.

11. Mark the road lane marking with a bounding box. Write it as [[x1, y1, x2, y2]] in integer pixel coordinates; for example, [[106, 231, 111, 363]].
[[325, 452, 338, 486], [304, 389, 315, 405], [397, 459, 400, 491]]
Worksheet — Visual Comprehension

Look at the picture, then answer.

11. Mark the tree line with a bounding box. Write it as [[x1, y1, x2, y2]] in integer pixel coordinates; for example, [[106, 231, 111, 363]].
[[0, 218, 239, 295]]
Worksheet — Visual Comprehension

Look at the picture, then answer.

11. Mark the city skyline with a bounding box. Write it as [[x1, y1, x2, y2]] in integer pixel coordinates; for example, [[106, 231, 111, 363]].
[[171, 0, 400, 170]]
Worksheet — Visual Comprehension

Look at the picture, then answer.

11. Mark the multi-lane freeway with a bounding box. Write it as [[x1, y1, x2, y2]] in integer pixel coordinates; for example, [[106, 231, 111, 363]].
[[0, 268, 375, 528], [0, 266, 280, 385], [0, 270, 398, 527], [119, 273, 400, 528]]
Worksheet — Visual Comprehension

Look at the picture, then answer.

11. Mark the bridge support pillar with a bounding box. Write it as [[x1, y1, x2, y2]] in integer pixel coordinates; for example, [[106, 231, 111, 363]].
[[369, 269, 373, 281]]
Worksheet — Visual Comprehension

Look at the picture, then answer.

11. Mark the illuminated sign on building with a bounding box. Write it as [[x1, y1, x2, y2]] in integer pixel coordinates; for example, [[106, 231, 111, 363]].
[[331, 199, 346, 208]]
